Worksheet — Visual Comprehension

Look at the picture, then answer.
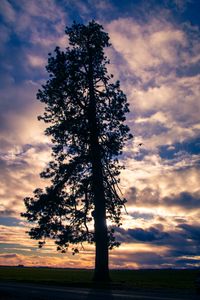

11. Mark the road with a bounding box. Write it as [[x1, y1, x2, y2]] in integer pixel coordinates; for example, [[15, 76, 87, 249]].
[[0, 282, 198, 300]]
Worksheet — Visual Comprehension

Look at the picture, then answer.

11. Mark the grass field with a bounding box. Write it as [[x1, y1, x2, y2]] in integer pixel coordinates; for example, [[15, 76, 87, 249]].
[[0, 266, 199, 290]]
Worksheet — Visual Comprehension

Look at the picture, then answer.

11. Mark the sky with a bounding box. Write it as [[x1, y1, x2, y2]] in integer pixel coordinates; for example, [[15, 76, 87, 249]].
[[0, 0, 200, 269]]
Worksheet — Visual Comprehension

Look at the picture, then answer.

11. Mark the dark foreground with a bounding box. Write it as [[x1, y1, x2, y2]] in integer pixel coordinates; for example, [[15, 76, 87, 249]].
[[0, 267, 199, 290], [0, 282, 199, 300]]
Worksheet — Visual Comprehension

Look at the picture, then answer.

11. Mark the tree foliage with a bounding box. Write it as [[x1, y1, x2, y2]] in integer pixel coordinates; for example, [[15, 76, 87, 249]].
[[22, 21, 132, 256]]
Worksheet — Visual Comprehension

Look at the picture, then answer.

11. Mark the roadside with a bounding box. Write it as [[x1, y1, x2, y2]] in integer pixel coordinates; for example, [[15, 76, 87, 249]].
[[0, 281, 199, 300]]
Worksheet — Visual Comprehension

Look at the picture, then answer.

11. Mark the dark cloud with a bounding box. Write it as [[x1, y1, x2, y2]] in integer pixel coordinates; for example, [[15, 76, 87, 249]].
[[0, 216, 24, 227], [126, 187, 137, 204], [0, 254, 17, 259], [127, 227, 169, 242], [14, 143, 51, 158], [175, 258, 200, 266], [134, 121, 169, 139], [159, 226, 200, 259], [0, 156, 28, 176], [115, 223, 200, 259], [164, 191, 200, 209], [114, 226, 169, 243], [133, 148, 149, 161], [111, 249, 200, 269], [126, 187, 160, 207], [114, 222, 200, 267], [0, 209, 15, 217], [111, 251, 168, 268], [126, 251, 164, 266], [178, 223, 200, 240], [126, 186, 200, 210], [130, 211, 154, 220], [173, 217, 187, 224]]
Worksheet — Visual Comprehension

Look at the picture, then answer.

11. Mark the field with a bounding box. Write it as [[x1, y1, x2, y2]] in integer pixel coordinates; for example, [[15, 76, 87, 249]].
[[0, 267, 199, 291]]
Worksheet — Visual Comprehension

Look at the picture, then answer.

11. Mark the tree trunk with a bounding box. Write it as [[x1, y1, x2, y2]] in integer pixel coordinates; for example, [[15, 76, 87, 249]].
[[88, 50, 110, 282]]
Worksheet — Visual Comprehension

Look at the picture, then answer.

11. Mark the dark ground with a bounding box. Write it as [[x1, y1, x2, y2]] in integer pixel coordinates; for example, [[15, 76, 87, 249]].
[[0, 281, 199, 300], [1, 267, 200, 299]]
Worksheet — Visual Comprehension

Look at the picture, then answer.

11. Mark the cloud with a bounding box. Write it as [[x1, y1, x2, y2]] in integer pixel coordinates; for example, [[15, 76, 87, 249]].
[[0, 24, 11, 52], [0, 253, 17, 259], [0, 250, 95, 268], [0, 217, 25, 227], [175, 257, 200, 266], [132, 74, 200, 128], [0, 0, 68, 53], [127, 227, 169, 242], [106, 15, 200, 159], [122, 150, 200, 204], [126, 185, 200, 211], [0, 78, 51, 157], [0, 141, 51, 219], [110, 220, 200, 268], [178, 223, 200, 240], [114, 225, 169, 243], [0, 209, 15, 217], [130, 211, 154, 220], [107, 17, 186, 80], [0, 0, 16, 23], [164, 191, 200, 209], [27, 54, 46, 68], [159, 136, 200, 160]]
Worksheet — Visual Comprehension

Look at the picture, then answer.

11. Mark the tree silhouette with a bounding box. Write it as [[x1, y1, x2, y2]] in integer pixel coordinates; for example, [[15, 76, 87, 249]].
[[22, 21, 132, 282]]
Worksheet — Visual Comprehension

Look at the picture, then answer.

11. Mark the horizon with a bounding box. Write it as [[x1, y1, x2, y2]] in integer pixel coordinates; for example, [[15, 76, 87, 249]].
[[1, 265, 199, 270]]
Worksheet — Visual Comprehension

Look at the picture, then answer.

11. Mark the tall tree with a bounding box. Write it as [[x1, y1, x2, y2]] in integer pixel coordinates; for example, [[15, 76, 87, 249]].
[[22, 21, 132, 282]]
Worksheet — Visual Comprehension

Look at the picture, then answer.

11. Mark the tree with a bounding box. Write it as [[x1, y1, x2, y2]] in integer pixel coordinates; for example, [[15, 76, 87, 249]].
[[22, 21, 132, 282]]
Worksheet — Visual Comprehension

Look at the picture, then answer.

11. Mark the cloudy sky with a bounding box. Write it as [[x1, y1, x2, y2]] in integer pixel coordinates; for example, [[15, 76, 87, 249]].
[[0, 0, 200, 269]]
